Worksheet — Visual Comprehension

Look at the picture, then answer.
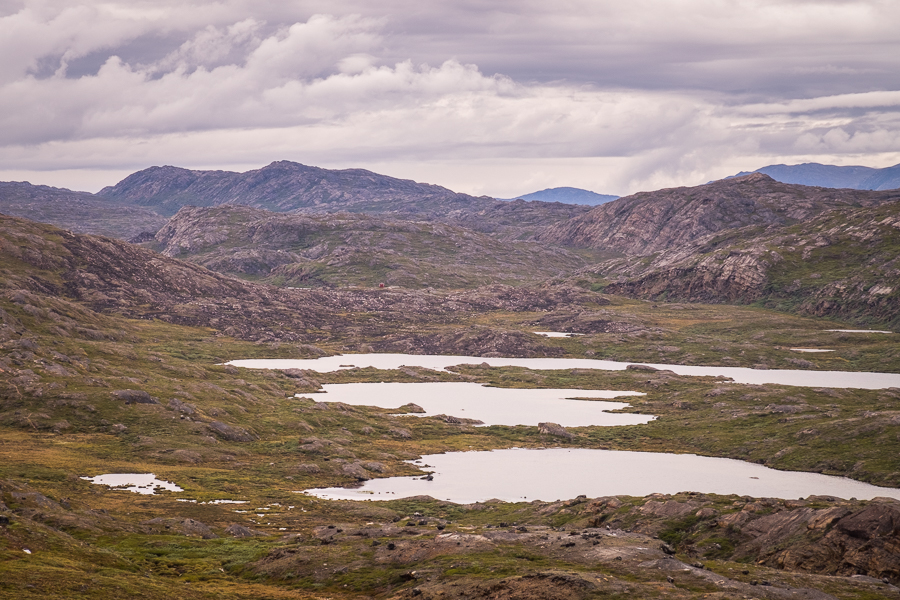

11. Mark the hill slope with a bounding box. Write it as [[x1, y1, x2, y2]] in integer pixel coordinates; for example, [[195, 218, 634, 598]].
[[540, 173, 900, 255], [149, 205, 598, 289], [0, 181, 168, 240], [584, 200, 900, 329]]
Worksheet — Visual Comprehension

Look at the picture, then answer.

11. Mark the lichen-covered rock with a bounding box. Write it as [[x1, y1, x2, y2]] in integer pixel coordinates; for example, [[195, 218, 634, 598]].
[[206, 421, 255, 442], [167, 398, 197, 415], [538, 422, 573, 438], [342, 463, 370, 481]]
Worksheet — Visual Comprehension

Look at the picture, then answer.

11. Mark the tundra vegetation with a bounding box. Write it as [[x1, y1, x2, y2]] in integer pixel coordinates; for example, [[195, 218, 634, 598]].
[[1, 166, 899, 599]]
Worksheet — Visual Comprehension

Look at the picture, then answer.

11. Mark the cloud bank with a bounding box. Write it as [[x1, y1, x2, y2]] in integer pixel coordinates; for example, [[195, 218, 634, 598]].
[[2, 0, 899, 196]]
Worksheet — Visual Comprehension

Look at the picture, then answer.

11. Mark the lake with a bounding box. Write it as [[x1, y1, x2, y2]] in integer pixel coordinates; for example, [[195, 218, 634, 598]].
[[229, 353, 900, 389], [302, 382, 650, 427], [303, 448, 900, 503]]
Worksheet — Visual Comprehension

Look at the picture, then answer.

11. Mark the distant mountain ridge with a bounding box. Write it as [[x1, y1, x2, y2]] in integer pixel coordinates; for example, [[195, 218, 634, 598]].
[[501, 187, 618, 206], [98, 161, 491, 217], [95, 161, 593, 239], [730, 162, 900, 190]]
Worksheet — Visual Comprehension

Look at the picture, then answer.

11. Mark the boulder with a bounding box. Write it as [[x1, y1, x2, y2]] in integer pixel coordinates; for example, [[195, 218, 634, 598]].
[[225, 524, 266, 537], [538, 422, 573, 439], [343, 463, 370, 481], [207, 421, 255, 442], [167, 398, 197, 415], [142, 517, 218, 539]]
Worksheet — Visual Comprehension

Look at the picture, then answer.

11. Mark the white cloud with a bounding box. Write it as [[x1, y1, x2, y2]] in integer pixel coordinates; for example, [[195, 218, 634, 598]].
[[1, 0, 900, 196]]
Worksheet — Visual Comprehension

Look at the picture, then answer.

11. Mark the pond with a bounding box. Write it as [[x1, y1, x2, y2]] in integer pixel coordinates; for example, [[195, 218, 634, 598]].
[[827, 329, 892, 334], [81, 473, 183, 494], [228, 353, 900, 389], [302, 448, 900, 504], [533, 331, 583, 337], [302, 382, 650, 427]]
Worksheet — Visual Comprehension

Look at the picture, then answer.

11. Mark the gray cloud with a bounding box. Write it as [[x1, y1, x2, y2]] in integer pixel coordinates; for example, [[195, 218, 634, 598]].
[[1, 0, 899, 196]]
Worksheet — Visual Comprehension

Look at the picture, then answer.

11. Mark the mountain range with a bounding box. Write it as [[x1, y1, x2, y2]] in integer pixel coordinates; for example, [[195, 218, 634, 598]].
[[731, 161, 900, 190], [2, 161, 899, 328]]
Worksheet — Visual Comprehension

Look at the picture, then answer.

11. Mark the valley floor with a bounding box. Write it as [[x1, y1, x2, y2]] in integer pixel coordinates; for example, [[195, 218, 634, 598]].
[[2, 289, 900, 599]]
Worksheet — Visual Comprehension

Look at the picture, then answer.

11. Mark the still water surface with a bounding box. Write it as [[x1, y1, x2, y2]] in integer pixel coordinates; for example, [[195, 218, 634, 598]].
[[302, 382, 649, 427], [304, 448, 900, 504], [229, 353, 900, 389], [81, 473, 183, 494]]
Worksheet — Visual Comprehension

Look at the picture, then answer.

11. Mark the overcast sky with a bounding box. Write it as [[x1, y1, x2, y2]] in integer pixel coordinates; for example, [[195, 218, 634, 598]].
[[2, 0, 900, 197]]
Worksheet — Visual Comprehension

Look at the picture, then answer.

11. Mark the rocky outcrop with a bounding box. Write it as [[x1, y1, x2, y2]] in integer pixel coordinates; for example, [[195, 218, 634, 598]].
[[538, 422, 573, 438], [587, 494, 900, 584], [225, 524, 267, 537], [142, 517, 218, 539], [206, 421, 255, 442]]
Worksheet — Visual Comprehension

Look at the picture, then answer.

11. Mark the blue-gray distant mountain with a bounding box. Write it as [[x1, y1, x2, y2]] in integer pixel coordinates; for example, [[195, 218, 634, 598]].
[[501, 187, 618, 205], [730, 162, 900, 190]]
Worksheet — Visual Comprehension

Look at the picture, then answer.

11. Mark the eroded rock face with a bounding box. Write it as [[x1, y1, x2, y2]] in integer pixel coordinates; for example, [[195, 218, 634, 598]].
[[768, 502, 900, 581]]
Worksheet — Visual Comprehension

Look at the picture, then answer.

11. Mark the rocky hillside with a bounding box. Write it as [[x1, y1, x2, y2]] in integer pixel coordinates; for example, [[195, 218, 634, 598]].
[[0, 213, 601, 350], [149, 205, 598, 289], [540, 174, 900, 255], [586, 199, 900, 329], [0, 181, 167, 240]]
